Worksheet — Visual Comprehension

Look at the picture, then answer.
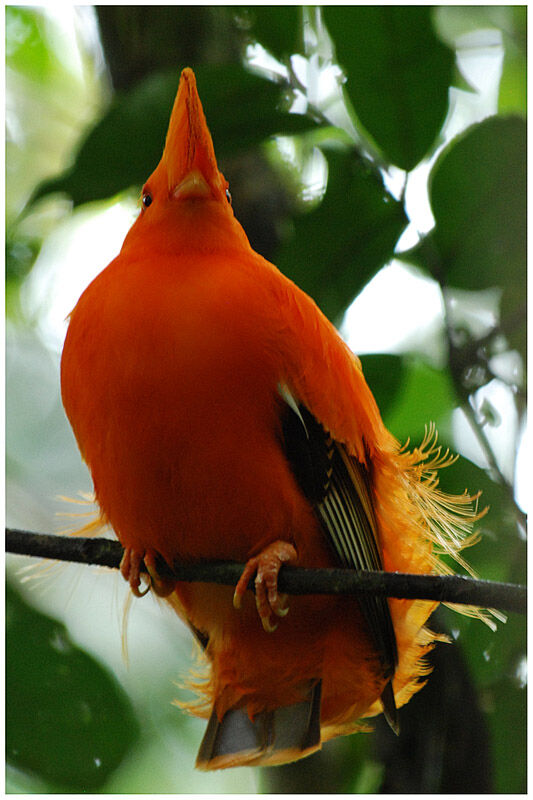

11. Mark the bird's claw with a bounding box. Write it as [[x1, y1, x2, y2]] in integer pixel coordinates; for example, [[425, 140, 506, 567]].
[[120, 547, 175, 598], [120, 547, 150, 597], [144, 551, 175, 597], [233, 541, 297, 633]]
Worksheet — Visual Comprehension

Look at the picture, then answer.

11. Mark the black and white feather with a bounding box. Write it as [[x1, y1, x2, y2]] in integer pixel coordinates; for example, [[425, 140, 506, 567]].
[[279, 384, 399, 733]]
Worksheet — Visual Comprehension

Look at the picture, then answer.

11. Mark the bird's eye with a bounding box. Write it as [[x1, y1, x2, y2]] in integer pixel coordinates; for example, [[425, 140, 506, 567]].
[[142, 192, 153, 209], [225, 188, 232, 205]]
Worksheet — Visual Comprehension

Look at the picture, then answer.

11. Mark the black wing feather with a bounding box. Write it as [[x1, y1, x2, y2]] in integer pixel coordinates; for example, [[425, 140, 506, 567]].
[[281, 393, 399, 732]]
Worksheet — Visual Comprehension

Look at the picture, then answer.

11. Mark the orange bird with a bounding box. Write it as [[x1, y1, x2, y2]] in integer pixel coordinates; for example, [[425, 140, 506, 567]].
[[61, 68, 482, 769]]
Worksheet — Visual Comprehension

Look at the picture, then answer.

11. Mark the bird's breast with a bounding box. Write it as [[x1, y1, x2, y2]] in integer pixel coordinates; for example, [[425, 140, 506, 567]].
[[61, 252, 301, 564]]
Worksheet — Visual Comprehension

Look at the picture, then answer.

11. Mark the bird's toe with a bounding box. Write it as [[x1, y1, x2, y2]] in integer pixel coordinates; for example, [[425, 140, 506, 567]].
[[120, 547, 151, 597], [234, 541, 297, 631]]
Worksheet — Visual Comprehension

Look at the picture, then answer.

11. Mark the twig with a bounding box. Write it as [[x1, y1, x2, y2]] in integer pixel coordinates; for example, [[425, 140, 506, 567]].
[[440, 288, 528, 532], [413, 237, 526, 532], [6, 529, 526, 615]]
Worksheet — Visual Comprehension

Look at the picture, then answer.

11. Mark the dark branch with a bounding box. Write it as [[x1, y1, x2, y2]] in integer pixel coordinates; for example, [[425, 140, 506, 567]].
[[6, 528, 526, 615]]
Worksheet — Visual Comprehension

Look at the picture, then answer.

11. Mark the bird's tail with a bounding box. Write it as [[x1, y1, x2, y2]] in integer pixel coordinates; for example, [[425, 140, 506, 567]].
[[196, 681, 322, 770]]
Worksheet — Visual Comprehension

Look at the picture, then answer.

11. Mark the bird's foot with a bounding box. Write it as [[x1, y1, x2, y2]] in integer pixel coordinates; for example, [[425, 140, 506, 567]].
[[120, 547, 175, 598], [233, 541, 297, 632], [120, 547, 150, 597], [144, 550, 176, 597]]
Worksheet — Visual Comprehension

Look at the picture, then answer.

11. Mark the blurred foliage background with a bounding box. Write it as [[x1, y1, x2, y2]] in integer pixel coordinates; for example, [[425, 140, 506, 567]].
[[6, 5, 526, 794]]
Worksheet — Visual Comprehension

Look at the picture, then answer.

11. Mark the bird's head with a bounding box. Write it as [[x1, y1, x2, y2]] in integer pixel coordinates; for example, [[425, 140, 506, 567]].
[[123, 67, 247, 254]]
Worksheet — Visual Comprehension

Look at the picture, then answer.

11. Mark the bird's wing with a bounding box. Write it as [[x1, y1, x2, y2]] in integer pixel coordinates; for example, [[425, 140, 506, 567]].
[[267, 272, 401, 731], [262, 259, 398, 463], [280, 387, 399, 733]]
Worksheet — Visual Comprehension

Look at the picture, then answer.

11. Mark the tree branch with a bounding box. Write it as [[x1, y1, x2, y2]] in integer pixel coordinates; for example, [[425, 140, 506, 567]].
[[417, 241, 527, 533], [6, 528, 526, 615]]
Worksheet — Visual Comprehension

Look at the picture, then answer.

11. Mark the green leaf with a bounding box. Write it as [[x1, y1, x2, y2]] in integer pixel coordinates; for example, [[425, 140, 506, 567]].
[[274, 149, 408, 322], [237, 6, 301, 60], [432, 450, 526, 794], [6, 583, 140, 790], [434, 5, 508, 47], [429, 116, 526, 292], [438, 454, 524, 576], [33, 65, 317, 206], [440, 599, 526, 791], [499, 48, 527, 116], [500, 282, 527, 369], [359, 354, 405, 420], [437, 446, 526, 793], [498, 7, 527, 115], [489, 665, 527, 792], [324, 7, 455, 170], [382, 357, 456, 445], [427, 115, 526, 364], [434, 5, 526, 116], [6, 7, 54, 82]]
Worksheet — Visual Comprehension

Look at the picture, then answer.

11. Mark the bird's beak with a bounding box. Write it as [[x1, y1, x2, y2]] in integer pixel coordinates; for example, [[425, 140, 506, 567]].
[[172, 169, 211, 201], [162, 68, 226, 202]]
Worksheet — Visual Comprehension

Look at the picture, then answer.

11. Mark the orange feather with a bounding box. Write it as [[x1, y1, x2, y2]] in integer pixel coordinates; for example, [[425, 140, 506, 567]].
[[61, 67, 484, 769]]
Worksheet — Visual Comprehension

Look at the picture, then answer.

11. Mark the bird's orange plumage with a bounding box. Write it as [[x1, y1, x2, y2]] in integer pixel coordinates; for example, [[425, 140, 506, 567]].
[[61, 68, 483, 769]]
